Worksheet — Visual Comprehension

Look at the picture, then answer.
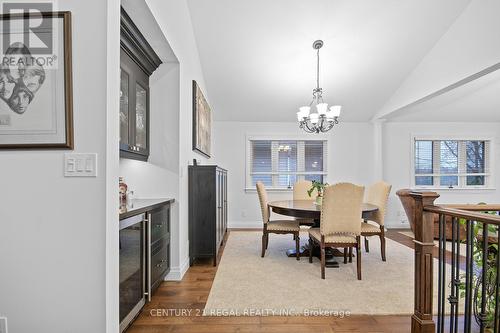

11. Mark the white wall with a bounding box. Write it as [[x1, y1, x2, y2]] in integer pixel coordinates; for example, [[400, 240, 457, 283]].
[[213, 121, 375, 228], [383, 122, 500, 228], [119, 63, 182, 277], [143, 0, 212, 279], [0, 0, 117, 332]]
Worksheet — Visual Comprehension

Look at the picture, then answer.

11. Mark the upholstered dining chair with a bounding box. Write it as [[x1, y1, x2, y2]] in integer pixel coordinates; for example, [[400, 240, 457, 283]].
[[293, 180, 317, 200], [361, 181, 392, 261], [308, 183, 365, 280], [256, 181, 301, 260], [293, 180, 317, 226]]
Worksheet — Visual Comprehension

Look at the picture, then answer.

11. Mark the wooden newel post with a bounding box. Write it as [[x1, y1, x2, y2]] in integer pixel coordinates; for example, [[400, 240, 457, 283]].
[[397, 189, 440, 333]]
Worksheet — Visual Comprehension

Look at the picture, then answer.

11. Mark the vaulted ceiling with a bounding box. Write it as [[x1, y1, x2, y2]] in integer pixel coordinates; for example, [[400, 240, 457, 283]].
[[385, 68, 500, 122], [187, 0, 472, 122]]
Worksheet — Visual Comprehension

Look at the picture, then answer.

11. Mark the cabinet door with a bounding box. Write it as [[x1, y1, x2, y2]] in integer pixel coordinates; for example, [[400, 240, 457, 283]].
[[150, 236, 169, 291], [215, 170, 221, 249], [223, 171, 227, 234], [135, 83, 148, 152], [119, 48, 150, 161], [219, 171, 225, 244], [119, 69, 130, 149], [150, 205, 170, 245]]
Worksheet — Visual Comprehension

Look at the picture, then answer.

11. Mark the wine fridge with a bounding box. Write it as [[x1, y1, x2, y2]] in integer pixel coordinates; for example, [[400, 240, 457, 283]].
[[119, 213, 147, 332]]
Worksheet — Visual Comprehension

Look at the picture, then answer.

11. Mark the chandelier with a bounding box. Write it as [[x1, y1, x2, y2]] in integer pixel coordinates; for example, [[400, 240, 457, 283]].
[[297, 40, 341, 133]]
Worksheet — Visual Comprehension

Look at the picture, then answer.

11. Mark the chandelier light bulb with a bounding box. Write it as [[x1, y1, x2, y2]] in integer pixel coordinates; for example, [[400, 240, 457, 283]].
[[296, 111, 303, 121], [316, 103, 328, 115], [299, 106, 311, 118], [330, 105, 342, 117], [309, 113, 319, 124]]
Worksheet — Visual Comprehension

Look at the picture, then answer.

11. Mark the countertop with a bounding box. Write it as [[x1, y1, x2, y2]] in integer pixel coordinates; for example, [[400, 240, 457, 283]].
[[119, 198, 175, 220]]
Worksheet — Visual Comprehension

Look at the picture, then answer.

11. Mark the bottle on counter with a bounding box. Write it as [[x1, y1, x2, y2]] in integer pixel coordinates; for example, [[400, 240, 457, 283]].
[[119, 177, 128, 204]]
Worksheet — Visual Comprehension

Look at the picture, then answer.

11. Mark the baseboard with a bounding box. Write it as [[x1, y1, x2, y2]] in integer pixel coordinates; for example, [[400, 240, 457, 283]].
[[165, 256, 190, 281], [228, 220, 261, 229]]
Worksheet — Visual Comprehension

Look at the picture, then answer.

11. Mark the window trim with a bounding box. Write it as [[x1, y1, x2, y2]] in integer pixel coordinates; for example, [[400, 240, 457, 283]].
[[245, 134, 329, 192], [410, 135, 496, 191]]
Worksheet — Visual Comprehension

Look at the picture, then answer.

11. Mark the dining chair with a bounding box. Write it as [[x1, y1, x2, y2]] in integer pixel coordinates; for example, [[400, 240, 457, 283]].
[[256, 181, 301, 260], [293, 180, 317, 200], [361, 181, 392, 261], [308, 183, 365, 280], [293, 180, 317, 226]]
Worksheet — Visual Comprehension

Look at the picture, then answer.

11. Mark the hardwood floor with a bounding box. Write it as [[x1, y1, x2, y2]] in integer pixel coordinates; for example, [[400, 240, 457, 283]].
[[127, 230, 414, 333]]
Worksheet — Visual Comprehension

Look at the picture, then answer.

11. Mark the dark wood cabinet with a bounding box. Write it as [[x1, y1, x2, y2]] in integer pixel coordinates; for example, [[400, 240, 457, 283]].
[[188, 166, 228, 266], [148, 204, 170, 293], [119, 8, 161, 161]]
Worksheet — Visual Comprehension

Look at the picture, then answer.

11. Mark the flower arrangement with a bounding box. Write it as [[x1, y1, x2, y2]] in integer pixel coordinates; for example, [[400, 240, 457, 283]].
[[308, 180, 329, 205]]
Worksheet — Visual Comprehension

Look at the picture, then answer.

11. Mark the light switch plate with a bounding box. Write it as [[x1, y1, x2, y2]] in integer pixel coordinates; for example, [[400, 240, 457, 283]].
[[64, 153, 97, 177], [0, 317, 7, 333]]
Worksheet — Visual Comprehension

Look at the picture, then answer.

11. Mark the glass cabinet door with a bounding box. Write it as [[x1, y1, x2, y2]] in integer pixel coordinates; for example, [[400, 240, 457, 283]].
[[119, 49, 150, 161], [119, 69, 130, 147], [135, 83, 147, 150]]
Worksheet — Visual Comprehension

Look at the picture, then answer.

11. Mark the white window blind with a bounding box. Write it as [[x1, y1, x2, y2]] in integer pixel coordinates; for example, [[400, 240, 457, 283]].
[[413, 138, 491, 189], [248, 139, 327, 189]]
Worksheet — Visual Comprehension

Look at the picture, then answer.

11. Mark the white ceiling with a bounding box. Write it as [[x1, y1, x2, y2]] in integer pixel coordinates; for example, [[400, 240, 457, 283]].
[[187, 0, 471, 122], [384, 68, 500, 122]]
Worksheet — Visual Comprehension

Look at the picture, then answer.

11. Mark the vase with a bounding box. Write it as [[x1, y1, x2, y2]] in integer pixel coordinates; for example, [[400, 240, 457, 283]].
[[315, 196, 323, 206]]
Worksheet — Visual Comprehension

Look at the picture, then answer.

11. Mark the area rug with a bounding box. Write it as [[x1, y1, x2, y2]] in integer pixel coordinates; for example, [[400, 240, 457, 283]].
[[204, 231, 459, 316]]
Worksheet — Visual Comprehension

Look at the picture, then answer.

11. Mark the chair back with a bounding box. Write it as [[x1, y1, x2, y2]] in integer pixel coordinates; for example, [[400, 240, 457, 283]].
[[320, 183, 365, 236], [256, 181, 269, 224], [293, 180, 317, 200], [365, 181, 392, 226]]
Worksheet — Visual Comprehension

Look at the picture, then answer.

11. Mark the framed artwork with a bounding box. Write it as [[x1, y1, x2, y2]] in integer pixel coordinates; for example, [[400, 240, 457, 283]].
[[0, 11, 73, 149], [192, 80, 211, 158]]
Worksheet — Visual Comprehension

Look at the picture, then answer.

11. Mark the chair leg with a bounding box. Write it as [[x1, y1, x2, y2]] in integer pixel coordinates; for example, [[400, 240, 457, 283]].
[[343, 247, 348, 264], [320, 245, 326, 279], [261, 233, 267, 258], [380, 227, 386, 261], [265, 233, 269, 249], [364, 236, 369, 252], [349, 246, 353, 263], [308, 237, 313, 263], [356, 237, 362, 280], [295, 233, 300, 261]]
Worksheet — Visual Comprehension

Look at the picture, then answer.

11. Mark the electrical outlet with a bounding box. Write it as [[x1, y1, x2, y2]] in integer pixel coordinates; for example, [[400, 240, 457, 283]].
[[0, 317, 8, 333], [241, 210, 247, 218]]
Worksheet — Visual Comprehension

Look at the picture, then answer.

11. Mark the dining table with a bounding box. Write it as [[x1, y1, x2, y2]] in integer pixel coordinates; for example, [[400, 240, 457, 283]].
[[268, 200, 379, 268]]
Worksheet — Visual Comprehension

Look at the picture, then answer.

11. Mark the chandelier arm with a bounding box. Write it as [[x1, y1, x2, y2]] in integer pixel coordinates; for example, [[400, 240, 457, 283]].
[[319, 116, 325, 130], [321, 119, 336, 133], [304, 120, 316, 133], [299, 120, 309, 132]]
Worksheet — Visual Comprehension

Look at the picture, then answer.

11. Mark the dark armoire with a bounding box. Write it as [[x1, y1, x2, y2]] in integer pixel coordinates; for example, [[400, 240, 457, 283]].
[[188, 165, 228, 266]]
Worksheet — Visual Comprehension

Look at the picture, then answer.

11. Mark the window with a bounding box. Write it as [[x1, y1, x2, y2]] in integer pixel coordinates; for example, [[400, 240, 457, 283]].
[[413, 138, 491, 189], [247, 139, 327, 189]]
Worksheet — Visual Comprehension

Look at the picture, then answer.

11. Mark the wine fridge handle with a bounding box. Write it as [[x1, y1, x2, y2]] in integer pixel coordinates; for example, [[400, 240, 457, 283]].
[[146, 212, 152, 302]]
